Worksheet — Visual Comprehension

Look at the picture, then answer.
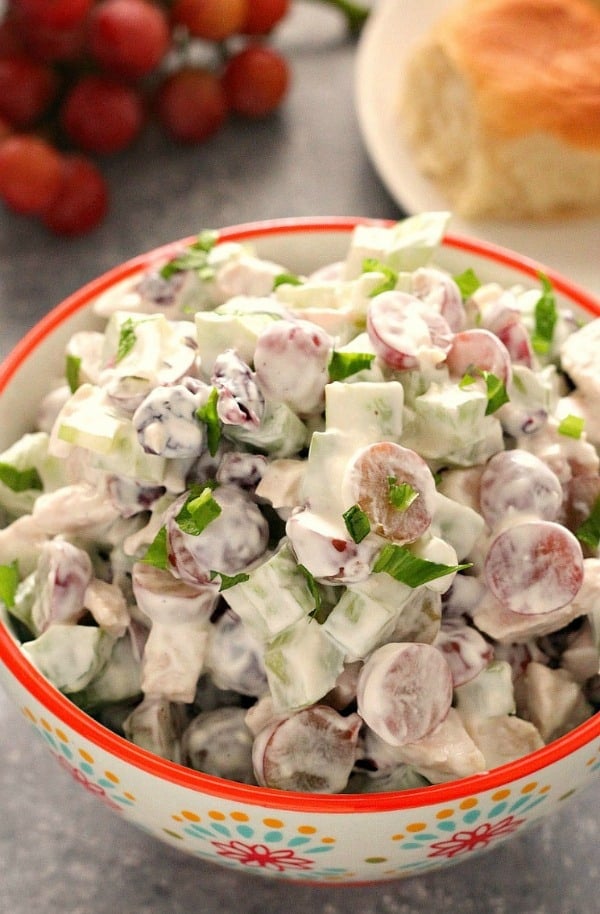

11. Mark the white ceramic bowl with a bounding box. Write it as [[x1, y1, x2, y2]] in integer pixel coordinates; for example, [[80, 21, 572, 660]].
[[1, 217, 599, 884]]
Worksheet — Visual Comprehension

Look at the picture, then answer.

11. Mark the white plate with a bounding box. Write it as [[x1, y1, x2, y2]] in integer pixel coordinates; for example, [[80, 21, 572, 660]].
[[354, 0, 600, 298]]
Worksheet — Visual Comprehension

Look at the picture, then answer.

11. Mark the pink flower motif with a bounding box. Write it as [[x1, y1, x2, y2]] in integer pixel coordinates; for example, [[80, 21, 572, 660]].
[[56, 755, 122, 812], [427, 815, 526, 859], [212, 840, 315, 872]]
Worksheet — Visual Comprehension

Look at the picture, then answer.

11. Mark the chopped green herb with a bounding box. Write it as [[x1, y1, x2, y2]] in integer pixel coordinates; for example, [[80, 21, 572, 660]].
[[372, 544, 471, 587], [343, 503, 371, 543], [328, 350, 375, 382], [0, 561, 18, 609], [0, 461, 43, 492], [115, 317, 138, 363], [65, 354, 81, 393], [176, 486, 222, 536], [210, 570, 250, 591], [576, 497, 600, 550], [459, 368, 509, 415], [141, 525, 169, 570], [558, 413, 585, 438], [297, 564, 327, 623], [196, 387, 221, 456], [558, 414, 585, 439], [159, 230, 218, 280], [453, 268, 481, 300], [362, 258, 398, 296], [387, 477, 419, 511], [531, 273, 558, 355], [273, 272, 304, 288]]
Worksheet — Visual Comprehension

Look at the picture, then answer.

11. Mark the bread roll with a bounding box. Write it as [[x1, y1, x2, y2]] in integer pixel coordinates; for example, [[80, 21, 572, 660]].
[[400, 0, 600, 219]]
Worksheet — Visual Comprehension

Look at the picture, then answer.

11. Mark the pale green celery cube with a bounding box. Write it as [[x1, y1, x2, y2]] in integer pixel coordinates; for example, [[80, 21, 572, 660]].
[[264, 616, 345, 711], [22, 624, 114, 693], [195, 302, 280, 375], [344, 212, 450, 279], [91, 420, 167, 484], [322, 573, 412, 660], [454, 661, 516, 721], [222, 401, 308, 458], [73, 632, 142, 710], [0, 432, 66, 518], [103, 311, 196, 383], [5, 573, 37, 636], [402, 381, 490, 460], [57, 384, 127, 455], [431, 491, 485, 561], [325, 380, 404, 441], [224, 544, 316, 640], [299, 428, 355, 517]]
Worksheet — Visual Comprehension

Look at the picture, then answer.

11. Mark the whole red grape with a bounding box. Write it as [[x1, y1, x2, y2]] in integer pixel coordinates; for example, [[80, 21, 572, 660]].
[[0, 54, 59, 127], [171, 0, 249, 41], [12, 0, 93, 29], [61, 75, 145, 154], [88, 0, 171, 80], [41, 155, 109, 235], [155, 67, 229, 143], [242, 0, 290, 34], [0, 134, 63, 214], [222, 45, 290, 118]]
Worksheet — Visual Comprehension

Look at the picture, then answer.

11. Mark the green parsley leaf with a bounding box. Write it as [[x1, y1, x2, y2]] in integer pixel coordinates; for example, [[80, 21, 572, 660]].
[[372, 544, 471, 587], [0, 561, 18, 609], [273, 272, 304, 289], [65, 354, 81, 393], [141, 525, 169, 570], [159, 230, 218, 280], [558, 414, 585, 439], [328, 350, 375, 382], [531, 273, 558, 355], [453, 268, 481, 300], [387, 477, 419, 511], [343, 504, 371, 543], [0, 462, 43, 492], [576, 497, 600, 550], [196, 387, 221, 457], [116, 317, 138, 363], [210, 570, 250, 591], [297, 564, 328, 623], [176, 486, 222, 536], [362, 258, 398, 297], [459, 368, 509, 415]]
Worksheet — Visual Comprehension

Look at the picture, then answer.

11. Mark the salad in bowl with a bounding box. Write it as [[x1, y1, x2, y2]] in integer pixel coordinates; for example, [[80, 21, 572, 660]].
[[0, 214, 598, 881]]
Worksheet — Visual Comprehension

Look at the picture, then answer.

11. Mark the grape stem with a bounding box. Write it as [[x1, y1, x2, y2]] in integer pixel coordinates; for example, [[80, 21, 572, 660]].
[[309, 0, 371, 34]]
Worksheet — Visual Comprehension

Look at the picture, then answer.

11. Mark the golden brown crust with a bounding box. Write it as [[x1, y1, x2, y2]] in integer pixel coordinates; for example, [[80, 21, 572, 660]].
[[435, 0, 600, 148]]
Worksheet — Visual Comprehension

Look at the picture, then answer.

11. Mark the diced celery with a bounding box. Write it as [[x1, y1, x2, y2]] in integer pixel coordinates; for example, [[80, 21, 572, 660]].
[[73, 632, 142, 710], [344, 212, 451, 279], [264, 615, 345, 711], [402, 381, 501, 462], [55, 384, 127, 455], [299, 428, 355, 518], [325, 380, 404, 441], [5, 572, 37, 636], [22, 624, 114, 693], [90, 421, 167, 484], [222, 401, 308, 458], [0, 432, 65, 518], [431, 491, 485, 561], [224, 544, 316, 640], [195, 298, 281, 374], [322, 573, 412, 660]]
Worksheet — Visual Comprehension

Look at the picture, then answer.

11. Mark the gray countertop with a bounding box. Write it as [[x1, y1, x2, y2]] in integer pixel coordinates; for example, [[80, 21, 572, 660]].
[[0, 6, 598, 913]]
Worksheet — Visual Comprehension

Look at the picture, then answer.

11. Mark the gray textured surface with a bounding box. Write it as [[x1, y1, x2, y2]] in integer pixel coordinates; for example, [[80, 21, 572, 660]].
[[0, 5, 598, 912]]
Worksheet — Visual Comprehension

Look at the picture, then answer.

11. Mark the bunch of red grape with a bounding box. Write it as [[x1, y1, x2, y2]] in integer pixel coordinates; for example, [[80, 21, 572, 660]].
[[0, 0, 368, 236]]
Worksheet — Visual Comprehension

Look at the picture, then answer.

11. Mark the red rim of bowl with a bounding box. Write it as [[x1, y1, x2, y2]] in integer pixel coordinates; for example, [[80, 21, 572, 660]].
[[1, 216, 599, 815]]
